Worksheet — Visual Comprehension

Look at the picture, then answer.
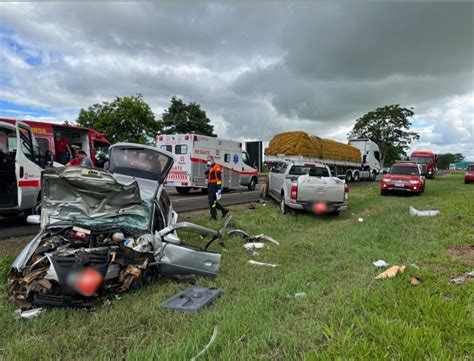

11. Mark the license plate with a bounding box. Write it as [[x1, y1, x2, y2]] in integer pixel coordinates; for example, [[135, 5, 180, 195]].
[[395, 182, 405, 188]]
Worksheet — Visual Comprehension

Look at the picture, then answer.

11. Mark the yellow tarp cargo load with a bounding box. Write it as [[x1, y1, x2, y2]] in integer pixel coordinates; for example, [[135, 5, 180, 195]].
[[266, 131, 361, 163]]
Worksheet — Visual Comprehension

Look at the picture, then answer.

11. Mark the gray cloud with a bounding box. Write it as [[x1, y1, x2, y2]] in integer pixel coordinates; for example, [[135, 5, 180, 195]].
[[0, 2, 472, 157]]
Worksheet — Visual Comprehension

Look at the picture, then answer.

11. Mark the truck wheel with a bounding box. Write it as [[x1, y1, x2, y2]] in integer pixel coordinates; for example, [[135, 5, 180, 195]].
[[280, 198, 291, 215], [345, 171, 353, 182], [176, 187, 191, 194], [353, 172, 360, 182], [371, 170, 377, 181], [248, 177, 257, 191]]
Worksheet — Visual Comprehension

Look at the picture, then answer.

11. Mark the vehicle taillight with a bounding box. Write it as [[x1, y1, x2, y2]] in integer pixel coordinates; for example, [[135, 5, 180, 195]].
[[290, 184, 298, 200], [158, 136, 163, 141], [74, 268, 103, 297], [344, 184, 349, 193]]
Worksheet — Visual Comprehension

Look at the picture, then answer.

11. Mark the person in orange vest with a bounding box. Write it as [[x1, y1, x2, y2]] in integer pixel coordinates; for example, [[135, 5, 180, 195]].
[[205, 155, 229, 220]]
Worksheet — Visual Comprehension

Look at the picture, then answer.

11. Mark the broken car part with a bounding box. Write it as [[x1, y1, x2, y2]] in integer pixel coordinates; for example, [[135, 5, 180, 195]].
[[373, 260, 389, 268], [247, 260, 279, 268], [161, 286, 222, 313], [410, 206, 440, 217], [190, 326, 218, 361], [228, 230, 279, 245], [375, 265, 406, 279]]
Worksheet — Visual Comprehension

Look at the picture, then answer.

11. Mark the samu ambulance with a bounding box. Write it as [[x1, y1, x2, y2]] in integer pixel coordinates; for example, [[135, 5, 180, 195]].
[[0, 120, 52, 217], [156, 134, 258, 194]]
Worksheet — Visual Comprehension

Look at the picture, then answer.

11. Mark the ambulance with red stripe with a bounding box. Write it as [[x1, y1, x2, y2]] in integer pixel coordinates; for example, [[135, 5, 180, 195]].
[[157, 134, 259, 194], [0, 120, 52, 217]]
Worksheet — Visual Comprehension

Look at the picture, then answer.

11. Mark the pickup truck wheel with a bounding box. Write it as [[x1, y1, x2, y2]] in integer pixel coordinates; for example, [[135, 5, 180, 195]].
[[280, 198, 291, 215], [248, 177, 257, 191]]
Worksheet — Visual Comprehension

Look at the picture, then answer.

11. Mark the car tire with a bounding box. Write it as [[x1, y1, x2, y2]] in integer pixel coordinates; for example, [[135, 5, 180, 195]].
[[176, 187, 191, 194], [280, 197, 291, 215], [248, 177, 257, 191], [332, 210, 341, 216], [380, 189, 388, 196]]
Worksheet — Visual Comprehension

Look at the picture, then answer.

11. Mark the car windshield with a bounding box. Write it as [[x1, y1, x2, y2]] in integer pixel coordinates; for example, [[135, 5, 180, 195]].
[[468, 165, 474, 171], [410, 156, 432, 164], [390, 166, 419, 175], [309, 167, 330, 177]]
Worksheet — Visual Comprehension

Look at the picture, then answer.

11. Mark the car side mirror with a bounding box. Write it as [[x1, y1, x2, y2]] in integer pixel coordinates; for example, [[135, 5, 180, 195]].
[[27, 215, 41, 224]]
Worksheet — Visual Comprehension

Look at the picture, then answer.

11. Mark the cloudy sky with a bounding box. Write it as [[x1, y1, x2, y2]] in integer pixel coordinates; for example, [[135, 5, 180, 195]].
[[0, 2, 473, 158]]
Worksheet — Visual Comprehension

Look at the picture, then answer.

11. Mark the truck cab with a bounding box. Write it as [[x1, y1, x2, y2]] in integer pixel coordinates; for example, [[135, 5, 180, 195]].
[[0, 120, 52, 217], [410, 150, 437, 179], [348, 138, 381, 179]]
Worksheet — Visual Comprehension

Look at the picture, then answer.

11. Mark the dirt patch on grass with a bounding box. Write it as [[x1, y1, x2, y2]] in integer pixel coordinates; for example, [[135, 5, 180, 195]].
[[0, 236, 31, 257], [446, 244, 474, 267]]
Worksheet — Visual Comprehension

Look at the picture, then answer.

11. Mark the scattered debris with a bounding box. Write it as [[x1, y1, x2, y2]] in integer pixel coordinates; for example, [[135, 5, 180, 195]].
[[375, 265, 406, 279], [247, 260, 279, 268], [248, 203, 256, 209], [358, 218, 364, 223], [467, 271, 474, 277], [171, 274, 198, 284], [14, 307, 44, 320], [190, 326, 218, 361], [243, 242, 265, 251], [410, 263, 420, 270], [410, 277, 421, 286], [294, 292, 306, 298], [373, 260, 389, 268], [252, 251, 260, 257], [228, 230, 280, 245], [162, 286, 222, 313], [410, 206, 440, 217], [451, 276, 465, 285]]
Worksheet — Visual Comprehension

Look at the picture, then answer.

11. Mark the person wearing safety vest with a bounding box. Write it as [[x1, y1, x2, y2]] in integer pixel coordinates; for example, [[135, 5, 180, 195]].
[[205, 156, 229, 220]]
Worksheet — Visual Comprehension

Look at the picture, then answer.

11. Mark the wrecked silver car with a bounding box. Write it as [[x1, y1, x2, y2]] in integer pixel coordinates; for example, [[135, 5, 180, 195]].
[[8, 143, 228, 307]]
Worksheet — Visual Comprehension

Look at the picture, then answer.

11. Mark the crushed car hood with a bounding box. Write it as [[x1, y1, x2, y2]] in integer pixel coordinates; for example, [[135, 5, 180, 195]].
[[41, 167, 149, 231]]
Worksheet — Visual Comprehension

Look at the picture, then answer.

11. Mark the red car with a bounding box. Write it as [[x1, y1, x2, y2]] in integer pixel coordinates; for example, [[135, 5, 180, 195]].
[[380, 162, 425, 196], [465, 164, 474, 184]]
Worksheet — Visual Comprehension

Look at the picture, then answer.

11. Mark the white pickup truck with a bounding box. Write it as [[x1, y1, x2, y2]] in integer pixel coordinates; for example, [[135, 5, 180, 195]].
[[267, 160, 349, 215]]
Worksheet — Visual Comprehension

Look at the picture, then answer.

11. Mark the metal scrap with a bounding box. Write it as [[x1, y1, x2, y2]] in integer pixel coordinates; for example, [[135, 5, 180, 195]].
[[243, 242, 265, 251], [190, 326, 218, 361], [410, 206, 440, 217], [247, 260, 279, 268], [15, 308, 45, 320]]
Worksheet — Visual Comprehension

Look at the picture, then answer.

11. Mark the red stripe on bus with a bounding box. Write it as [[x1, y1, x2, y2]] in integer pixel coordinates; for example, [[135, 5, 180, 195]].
[[18, 180, 40, 187], [190, 157, 258, 176]]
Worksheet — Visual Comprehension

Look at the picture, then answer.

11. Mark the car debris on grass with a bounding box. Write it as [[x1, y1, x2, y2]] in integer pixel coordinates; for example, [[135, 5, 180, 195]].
[[247, 260, 279, 268], [375, 265, 406, 279], [410, 206, 440, 217]]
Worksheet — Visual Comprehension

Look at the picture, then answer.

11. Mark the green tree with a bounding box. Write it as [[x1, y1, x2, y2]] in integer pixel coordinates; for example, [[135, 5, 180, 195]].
[[161, 96, 215, 136], [77, 94, 160, 144], [437, 153, 465, 169], [348, 105, 420, 166]]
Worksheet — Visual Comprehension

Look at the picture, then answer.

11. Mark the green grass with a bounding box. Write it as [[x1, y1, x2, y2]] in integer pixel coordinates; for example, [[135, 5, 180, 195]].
[[1, 174, 473, 360]]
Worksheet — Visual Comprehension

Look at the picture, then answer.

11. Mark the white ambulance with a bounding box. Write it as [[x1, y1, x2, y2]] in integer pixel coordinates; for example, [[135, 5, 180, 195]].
[[157, 134, 259, 194], [0, 120, 52, 217]]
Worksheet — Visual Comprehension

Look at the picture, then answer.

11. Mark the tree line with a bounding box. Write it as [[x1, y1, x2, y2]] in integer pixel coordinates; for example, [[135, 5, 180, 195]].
[[77, 95, 463, 167]]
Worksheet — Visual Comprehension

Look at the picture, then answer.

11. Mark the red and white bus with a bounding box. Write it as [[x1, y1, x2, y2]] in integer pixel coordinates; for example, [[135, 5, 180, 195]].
[[157, 134, 258, 194]]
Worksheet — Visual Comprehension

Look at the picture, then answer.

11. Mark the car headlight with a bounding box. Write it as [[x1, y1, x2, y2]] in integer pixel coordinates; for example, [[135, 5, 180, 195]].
[[409, 180, 420, 184], [382, 178, 390, 182]]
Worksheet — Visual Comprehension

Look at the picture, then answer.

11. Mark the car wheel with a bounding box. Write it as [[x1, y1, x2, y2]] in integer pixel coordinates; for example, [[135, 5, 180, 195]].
[[280, 198, 290, 215], [332, 210, 341, 216], [248, 177, 257, 191], [176, 187, 191, 194], [380, 189, 388, 196]]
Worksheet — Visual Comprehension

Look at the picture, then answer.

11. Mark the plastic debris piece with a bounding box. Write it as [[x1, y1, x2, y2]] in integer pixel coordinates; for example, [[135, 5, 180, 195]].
[[410, 206, 440, 217], [358, 218, 364, 223], [247, 260, 279, 268], [243, 242, 265, 251], [162, 286, 222, 313], [373, 260, 389, 268], [228, 230, 279, 245], [14, 308, 44, 320], [410, 263, 420, 270], [294, 292, 306, 298], [467, 271, 474, 277], [190, 326, 218, 361], [375, 265, 406, 279], [410, 277, 420, 286], [252, 251, 260, 256], [451, 276, 465, 285]]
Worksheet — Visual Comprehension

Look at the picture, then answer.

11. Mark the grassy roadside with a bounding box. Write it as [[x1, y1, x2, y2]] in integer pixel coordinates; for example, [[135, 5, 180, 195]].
[[0, 174, 472, 359]]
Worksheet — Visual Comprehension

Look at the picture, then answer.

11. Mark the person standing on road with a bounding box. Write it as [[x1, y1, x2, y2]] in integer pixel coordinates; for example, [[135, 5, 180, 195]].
[[205, 156, 229, 220], [77, 150, 93, 167]]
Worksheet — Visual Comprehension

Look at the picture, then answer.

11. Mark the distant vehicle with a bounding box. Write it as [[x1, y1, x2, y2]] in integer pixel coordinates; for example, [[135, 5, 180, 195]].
[[465, 164, 474, 184], [156, 134, 258, 194], [410, 150, 438, 179], [380, 162, 425, 196], [0, 120, 52, 217], [268, 160, 348, 215], [0, 118, 110, 167], [265, 134, 381, 182]]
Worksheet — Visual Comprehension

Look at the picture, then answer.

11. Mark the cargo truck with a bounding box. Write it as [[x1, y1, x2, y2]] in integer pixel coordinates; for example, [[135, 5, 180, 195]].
[[409, 150, 438, 179], [264, 132, 381, 182]]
